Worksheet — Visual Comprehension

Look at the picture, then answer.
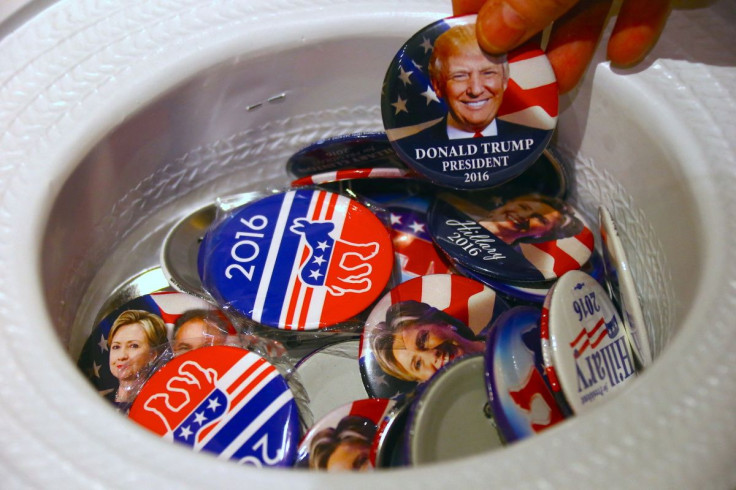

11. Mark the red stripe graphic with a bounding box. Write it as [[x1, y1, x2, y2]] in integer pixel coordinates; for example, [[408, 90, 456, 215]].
[[507, 42, 544, 63], [229, 364, 275, 409], [498, 78, 559, 118], [226, 357, 267, 395], [530, 240, 581, 277]]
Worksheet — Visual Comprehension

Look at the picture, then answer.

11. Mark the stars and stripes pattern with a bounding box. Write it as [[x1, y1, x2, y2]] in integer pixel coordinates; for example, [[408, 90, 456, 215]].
[[384, 205, 452, 282], [382, 15, 558, 141], [519, 224, 595, 280], [216, 190, 393, 330], [129, 346, 299, 467]]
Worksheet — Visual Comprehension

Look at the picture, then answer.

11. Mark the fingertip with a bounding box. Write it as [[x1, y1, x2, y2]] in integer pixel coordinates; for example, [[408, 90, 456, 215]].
[[476, 1, 529, 54], [607, 26, 660, 67], [607, 0, 670, 67], [547, 45, 589, 95]]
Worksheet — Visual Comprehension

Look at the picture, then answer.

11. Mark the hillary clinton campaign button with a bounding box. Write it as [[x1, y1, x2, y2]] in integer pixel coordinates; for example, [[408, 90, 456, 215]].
[[129, 346, 299, 467], [286, 132, 405, 178], [77, 290, 228, 409], [485, 306, 566, 443], [599, 207, 653, 368], [294, 339, 368, 424], [199, 189, 394, 330], [540, 270, 638, 414], [405, 354, 505, 465], [359, 273, 508, 399], [381, 15, 558, 190], [295, 398, 394, 471], [428, 192, 594, 285]]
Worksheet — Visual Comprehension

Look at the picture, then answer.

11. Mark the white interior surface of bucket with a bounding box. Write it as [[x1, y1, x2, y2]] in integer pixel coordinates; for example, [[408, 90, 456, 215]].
[[0, 1, 734, 488]]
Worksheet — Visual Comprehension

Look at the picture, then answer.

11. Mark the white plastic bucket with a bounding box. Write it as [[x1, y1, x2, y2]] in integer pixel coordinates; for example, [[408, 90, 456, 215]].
[[0, 1, 734, 488]]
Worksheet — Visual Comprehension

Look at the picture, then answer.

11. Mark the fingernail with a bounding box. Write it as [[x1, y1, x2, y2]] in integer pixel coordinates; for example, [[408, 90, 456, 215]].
[[478, 2, 527, 53]]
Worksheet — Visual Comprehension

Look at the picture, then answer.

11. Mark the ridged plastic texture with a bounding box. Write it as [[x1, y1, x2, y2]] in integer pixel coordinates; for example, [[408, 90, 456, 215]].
[[0, 1, 734, 488]]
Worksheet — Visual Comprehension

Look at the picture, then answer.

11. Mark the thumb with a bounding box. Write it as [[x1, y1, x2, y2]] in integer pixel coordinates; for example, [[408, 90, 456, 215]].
[[475, 0, 580, 54]]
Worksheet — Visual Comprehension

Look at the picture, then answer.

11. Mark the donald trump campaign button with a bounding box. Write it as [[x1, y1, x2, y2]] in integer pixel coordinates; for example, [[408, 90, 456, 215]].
[[199, 189, 394, 330], [382, 15, 558, 190]]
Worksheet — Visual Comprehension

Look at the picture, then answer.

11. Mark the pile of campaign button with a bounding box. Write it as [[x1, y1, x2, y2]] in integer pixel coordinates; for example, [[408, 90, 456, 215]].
[[77, 13, 660, 474]]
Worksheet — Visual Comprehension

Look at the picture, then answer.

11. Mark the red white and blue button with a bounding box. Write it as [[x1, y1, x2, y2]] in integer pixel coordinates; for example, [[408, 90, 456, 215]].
[[199, 189, 394, 330], [484, 306, 566, 442], [129, 346, 300, 467], [381, 15, 558, 189], [359, 273, 508, 399], [540, 270, 638, 414]]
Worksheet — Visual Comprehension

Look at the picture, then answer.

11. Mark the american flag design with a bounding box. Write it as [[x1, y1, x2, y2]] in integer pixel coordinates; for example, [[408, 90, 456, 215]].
[[290, 168, 416, 188], [518, 218, 595, 281], [201, 190, 394, 330], [540, 271, 637, 413], [486, 307, 565, 442], [77, 291, 224, 400], [381, 15, 557, 189], [129, 346, 299, 467], [359, 273, 508, 399], [295, 398, 394, 470], [379, 203, 453, 283]]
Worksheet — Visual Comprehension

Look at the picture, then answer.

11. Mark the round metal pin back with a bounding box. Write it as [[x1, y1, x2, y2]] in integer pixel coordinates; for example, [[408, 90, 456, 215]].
[[599, 206, 653, 368], [162, 192, 266, 302], [295, 398, 395, 471], [429, 192, 594, 285], [405, 354, 505, 465], [77, 290, 231, 410], [541, 270, 638, 414], [381, 14, 558, 189], [294, 339, 367, 423], [129, 345, 300, 467], [359, 273, 508, 399], [485, 306, 566, 443], [286, 131, 405, 178], [199, 189, 394, 330]]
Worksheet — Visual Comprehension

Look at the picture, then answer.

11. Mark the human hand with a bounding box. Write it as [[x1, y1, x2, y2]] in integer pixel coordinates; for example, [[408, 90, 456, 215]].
[[453, 0, 671, 93]]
